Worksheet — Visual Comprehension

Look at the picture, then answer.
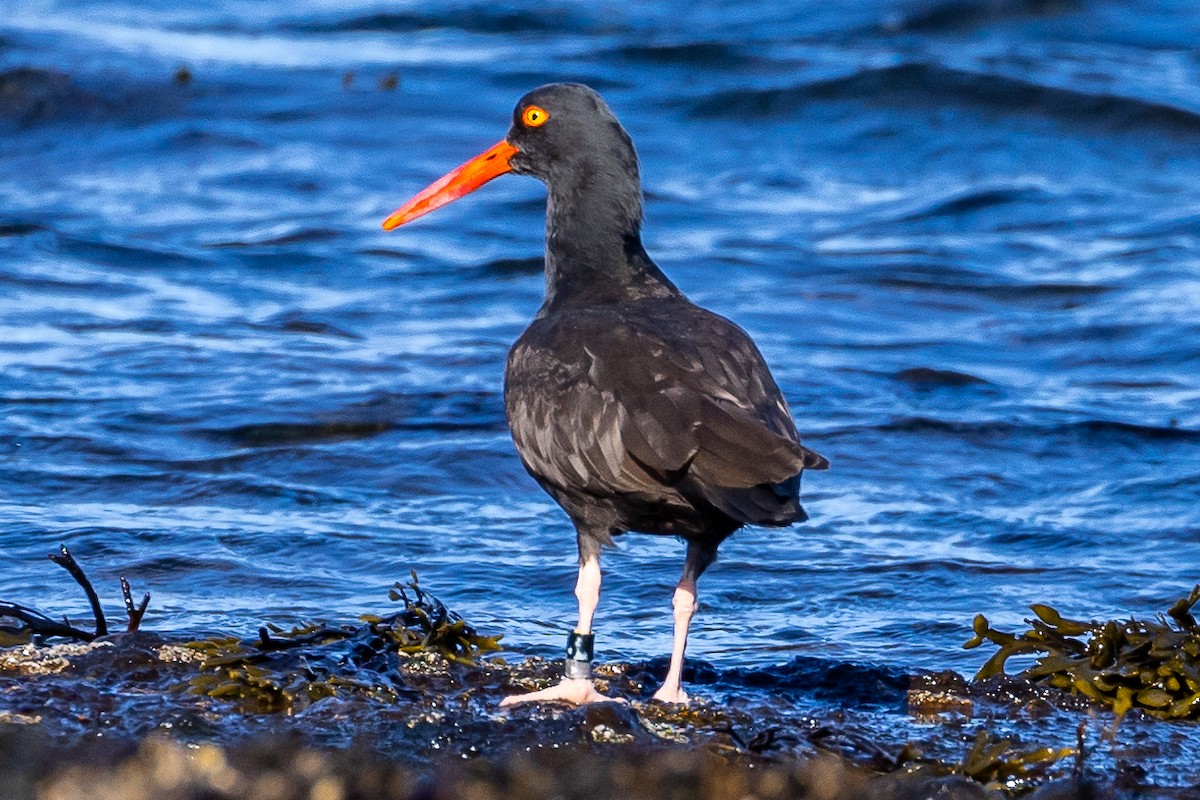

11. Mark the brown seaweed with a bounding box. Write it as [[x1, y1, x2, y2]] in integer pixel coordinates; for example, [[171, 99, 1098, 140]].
[[965, 585, 1200, 722], [884, 728, 1073, 795], [182, 571, 502, 713]]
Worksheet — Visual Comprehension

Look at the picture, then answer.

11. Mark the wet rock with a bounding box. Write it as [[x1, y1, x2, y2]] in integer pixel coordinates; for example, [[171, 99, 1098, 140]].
[[871, 774, 1002, 799], [908, 687, 974, 718], [0, 573, 1181, 797], [1027, 778, 1106, 800], [582, 701, 641, 744], [0, 640, 113, 675]]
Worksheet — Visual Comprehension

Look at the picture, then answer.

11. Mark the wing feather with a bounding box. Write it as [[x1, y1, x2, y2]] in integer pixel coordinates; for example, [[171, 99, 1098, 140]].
[[504, 302, 827, 526]]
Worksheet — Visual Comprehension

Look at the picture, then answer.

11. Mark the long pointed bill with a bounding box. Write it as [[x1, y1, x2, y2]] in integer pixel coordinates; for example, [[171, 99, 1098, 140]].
[[382, 139, 519, 230]]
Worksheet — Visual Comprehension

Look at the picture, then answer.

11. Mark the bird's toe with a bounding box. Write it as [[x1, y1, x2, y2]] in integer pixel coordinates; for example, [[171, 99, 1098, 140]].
[[651, 685, 690, 705], [500, 678, 624, 708]]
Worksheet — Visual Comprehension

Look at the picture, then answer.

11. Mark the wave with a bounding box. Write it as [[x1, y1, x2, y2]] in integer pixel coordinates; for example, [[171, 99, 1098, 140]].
[[685, 62, 1200, 134], [0, 221, 47, 237], [831, 416, 1200, 444], [880, 0, 1084, 34], [257, 312, 362, 340], [207, 228, 342, 248], [163, 129, 262, 151], [0, 68, 106, 126], [205, 420, 393, 447], [200, 391, 506, 447], [476, 256, 543, 277], [56, 234, 208, 271], [1087, 379, 1181, 390], [58, 318, 177, 335], [889, 186, 1047, 224], [826, 256, 1115, 300], [601, 41, 755, 69], [636, 655, 909, 707], [283, 8, 591, 36], [0, 66, 185, 128], [892, 367, 989, 386], [873, 275, 1113, 301]]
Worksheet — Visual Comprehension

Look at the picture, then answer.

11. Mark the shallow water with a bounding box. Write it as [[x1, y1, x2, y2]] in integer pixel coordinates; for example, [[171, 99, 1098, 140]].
[[2, 0, 1199, 730]]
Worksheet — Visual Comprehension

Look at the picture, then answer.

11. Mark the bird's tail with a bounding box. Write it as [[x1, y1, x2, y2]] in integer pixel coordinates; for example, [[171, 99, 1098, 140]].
[[800, 444, 829, 471], [687, 472, 810, 527]]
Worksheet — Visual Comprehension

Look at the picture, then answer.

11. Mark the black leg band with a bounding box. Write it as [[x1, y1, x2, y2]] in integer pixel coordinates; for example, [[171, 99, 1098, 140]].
[[564, 630, 595, 679]]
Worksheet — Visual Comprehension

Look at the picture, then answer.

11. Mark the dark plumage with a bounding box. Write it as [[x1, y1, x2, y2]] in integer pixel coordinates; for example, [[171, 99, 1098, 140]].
[[503, 84, 826, 560], [383, 83, 827, 705], [506, 299, 827, 562]]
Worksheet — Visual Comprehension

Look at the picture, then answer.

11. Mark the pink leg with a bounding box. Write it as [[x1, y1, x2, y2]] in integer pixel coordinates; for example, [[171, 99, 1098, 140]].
[[573, 555, 601, 635], [651, 543, 715, 705], [651, 577, 697, 704], [500, 555, 623, 707]]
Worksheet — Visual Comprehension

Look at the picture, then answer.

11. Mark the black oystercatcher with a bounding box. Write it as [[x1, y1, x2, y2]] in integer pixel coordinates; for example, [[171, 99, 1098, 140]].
[[382, 83, 828, 705]]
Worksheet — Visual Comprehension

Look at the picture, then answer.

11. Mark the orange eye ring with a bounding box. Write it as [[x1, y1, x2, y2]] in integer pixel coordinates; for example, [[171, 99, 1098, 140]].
[[522, 105, 549, 127]]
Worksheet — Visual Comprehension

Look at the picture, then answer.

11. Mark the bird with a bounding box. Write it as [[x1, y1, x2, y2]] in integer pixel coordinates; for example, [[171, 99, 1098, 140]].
[[381, 83, 827, 706]]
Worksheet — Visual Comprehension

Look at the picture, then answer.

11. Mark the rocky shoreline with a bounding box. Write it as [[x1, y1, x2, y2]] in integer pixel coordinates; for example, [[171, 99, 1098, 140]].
[[3, 568, 1199, 798]]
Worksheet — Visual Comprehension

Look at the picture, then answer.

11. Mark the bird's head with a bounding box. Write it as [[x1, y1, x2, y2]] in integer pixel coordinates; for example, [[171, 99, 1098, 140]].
[[382, 83, 640, 231]]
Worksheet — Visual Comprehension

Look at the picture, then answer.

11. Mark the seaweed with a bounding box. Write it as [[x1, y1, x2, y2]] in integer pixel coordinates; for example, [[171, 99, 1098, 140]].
[[965, 585, 1200, 722], [182, 571, 502, 713], [887, 728, 1074, 794], [956, 729, 1074, 789], [378, 570, 504, 666]]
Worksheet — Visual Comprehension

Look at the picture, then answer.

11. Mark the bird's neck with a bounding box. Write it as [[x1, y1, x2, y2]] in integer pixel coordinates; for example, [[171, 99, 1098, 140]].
[[541, 165, 680, 309]]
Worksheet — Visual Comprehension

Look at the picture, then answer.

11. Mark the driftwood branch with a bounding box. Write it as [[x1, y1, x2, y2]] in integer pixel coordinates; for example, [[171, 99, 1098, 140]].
[[121, 577, 150, 632], [0, 545, 152, 643], [48, 544, 107, 637], [0, 601, 95, 642]]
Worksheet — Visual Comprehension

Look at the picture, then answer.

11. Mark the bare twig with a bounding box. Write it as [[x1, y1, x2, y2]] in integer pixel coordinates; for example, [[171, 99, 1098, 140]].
[[120, 577, 150, 632], [0, 601, 95, 642], [2, 546, 151, 643], [48, 544, 107, 637]]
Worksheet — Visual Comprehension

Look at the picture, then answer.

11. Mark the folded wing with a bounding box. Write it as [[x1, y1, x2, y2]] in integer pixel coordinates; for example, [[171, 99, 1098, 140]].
[[505, 306, 827, 530]]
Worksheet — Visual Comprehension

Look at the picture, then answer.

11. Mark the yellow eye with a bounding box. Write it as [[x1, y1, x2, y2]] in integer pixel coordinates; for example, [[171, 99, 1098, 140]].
[[522, 105, 549, 127]]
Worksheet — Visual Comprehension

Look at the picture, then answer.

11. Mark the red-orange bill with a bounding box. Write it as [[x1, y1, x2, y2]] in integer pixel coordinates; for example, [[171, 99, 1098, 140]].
[[381, 139, 518, 230]]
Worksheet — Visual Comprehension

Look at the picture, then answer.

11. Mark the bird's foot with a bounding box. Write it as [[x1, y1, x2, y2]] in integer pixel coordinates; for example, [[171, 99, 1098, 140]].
[[651, 684, 690, 705], [499, 678, 625, 708]]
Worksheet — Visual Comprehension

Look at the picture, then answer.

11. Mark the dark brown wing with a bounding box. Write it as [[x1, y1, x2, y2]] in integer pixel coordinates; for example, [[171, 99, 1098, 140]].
[[505, 328, 664, 497], [504, 300, 827, 530]]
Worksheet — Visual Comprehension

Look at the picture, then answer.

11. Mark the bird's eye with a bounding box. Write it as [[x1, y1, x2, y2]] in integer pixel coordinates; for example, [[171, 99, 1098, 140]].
[[522, 105, 549, 127]]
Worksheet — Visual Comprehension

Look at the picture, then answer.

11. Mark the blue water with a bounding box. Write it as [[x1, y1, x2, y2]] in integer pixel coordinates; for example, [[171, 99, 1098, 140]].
[[2, 0, 1199, 686]]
